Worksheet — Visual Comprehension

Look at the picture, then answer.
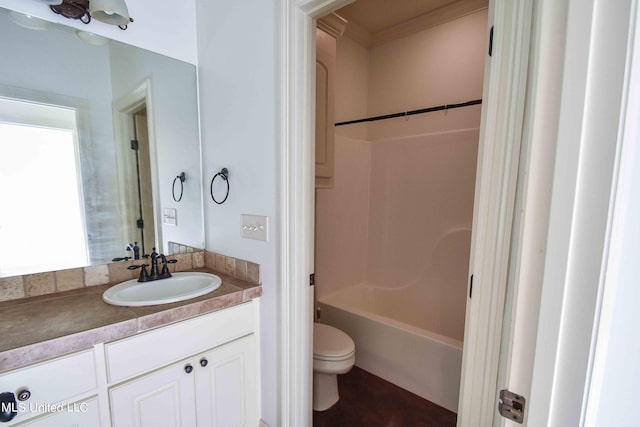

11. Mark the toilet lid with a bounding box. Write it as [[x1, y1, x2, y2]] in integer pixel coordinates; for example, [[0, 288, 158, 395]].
[[313, 323, 355, 359]]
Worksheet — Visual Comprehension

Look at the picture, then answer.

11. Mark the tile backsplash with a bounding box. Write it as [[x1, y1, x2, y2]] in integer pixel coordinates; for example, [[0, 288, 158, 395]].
[[204, 251, 261, 285], [0, 249, 260, 303], [167, 241, 200, 255]]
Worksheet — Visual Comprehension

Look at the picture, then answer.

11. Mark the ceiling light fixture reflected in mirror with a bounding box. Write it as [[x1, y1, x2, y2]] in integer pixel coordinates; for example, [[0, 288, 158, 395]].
[[7, 11, 50, 30], [75, 29, 108, 45]]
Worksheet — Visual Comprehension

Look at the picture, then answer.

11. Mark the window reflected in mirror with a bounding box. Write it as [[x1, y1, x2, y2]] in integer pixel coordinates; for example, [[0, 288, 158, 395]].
[[0, 98, 88, 276]]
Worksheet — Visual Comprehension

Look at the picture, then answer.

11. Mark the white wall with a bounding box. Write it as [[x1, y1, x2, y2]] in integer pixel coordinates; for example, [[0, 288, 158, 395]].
[[0, 0, 197, 64], [335, 35, 369, 139], [368, 10, 487, 117], [195, 0, 278, 425]]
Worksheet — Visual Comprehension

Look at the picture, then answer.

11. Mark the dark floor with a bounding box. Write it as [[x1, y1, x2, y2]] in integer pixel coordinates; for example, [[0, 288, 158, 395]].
[[313, 367, 457, 427]]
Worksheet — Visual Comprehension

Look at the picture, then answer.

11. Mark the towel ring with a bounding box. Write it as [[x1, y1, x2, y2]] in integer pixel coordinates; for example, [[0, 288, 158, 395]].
[[210, 168, 230, 205], [172, 172, 186, 202]]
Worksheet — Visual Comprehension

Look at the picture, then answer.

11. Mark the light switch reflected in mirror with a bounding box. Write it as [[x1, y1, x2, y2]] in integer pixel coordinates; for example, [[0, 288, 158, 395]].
[[0, 7, 204, 278]]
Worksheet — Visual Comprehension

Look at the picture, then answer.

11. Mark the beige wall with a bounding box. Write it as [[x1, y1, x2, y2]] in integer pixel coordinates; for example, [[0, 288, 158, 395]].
[[316, 9, 487, 317], [367, 10, 488, 117], [315, 136, 371, 298], [335, 36, 370, 140]]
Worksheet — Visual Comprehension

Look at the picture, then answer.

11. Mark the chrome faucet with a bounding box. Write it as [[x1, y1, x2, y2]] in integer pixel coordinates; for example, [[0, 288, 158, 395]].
[[128, 247, 177, 282]]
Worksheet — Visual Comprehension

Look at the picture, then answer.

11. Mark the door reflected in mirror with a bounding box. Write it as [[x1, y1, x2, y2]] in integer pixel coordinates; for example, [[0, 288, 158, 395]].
[[0, 7, 204, 278]]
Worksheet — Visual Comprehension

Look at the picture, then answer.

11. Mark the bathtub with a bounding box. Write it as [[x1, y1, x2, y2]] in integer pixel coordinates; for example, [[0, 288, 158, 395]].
[[318, 285, 463, 412]]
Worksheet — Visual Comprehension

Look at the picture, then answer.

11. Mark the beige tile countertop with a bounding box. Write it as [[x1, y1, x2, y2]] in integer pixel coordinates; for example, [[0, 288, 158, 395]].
[[0, 268, 261, 374]]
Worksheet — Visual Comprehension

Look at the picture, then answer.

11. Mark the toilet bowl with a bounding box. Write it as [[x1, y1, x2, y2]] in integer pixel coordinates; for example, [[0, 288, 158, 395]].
[[313, 323, 355, 411]]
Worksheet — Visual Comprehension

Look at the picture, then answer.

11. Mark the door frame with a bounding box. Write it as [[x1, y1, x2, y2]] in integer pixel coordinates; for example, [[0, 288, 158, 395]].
[[279, 1, 532, 426], [113, 79, 162, 255]]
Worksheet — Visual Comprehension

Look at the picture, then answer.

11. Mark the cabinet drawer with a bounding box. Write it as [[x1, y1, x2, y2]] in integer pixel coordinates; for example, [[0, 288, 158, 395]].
[[15, 398, 101, 426], [105, 301, 255, 383], [0, 350, 97, 425]]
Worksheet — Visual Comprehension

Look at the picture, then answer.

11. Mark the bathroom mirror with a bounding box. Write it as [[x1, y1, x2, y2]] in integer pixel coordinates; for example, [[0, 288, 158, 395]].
[[0, 7, 204, 278]]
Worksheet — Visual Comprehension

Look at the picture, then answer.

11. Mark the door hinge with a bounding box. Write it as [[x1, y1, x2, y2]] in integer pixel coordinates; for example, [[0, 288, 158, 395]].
[[489, 26, 494, 57], [498, 389, 525, 424], [469, 274, 474, 299], [310, 273, 315, 287], [136, 218, 144, 229], [130, 139, 139, 151]]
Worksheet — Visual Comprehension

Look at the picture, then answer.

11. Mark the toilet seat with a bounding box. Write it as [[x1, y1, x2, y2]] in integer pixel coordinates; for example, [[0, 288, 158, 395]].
[[313, 323, 355, 361]]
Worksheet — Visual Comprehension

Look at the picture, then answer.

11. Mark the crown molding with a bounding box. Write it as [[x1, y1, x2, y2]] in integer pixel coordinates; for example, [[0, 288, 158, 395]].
[[372, 0, 488, 47], [317, 13, 348, 39], [343, 17, 373, 48]]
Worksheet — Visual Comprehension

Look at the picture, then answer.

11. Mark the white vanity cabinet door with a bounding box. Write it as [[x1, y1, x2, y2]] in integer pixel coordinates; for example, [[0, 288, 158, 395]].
[[109, 359, 197, 427], [195, 334, 258, 427], [15, 398, 101, 427]]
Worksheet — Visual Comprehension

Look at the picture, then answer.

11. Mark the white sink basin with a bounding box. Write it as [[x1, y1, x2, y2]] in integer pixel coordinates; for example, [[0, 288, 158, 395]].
[[103, 272, 222, 307]]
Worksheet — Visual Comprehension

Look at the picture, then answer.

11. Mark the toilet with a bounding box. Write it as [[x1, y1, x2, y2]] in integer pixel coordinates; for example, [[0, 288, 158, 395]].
[[313, 323, 356, 411]]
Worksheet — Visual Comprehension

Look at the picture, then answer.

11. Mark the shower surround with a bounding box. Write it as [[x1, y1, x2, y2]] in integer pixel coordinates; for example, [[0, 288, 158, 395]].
[[315, 111, 479, 411]]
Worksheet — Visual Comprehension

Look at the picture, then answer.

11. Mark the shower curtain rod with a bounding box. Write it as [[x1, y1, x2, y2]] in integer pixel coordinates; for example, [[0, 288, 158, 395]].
[[334, 99, 483, 126]]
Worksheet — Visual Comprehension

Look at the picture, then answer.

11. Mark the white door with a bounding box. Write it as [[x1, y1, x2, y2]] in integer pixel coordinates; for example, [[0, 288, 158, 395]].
[[109, 359, 197, 427], [195, 335, 259, 427]]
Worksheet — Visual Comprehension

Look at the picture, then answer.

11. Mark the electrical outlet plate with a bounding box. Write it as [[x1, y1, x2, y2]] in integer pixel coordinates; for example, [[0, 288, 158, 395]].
[[163, 208, 177, 226], [241, 214, 268, 241]]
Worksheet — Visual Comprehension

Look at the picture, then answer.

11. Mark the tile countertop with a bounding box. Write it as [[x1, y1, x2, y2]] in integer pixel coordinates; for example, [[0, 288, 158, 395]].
[[0, 268, 261, 374]]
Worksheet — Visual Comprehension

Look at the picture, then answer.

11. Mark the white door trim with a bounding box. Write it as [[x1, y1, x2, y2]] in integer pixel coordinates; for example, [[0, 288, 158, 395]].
[[493, 0, 570, 425], [279, 1, 532, 425], [113, 79, 162, 253], [456, 1, 533, 426], [526, 0, 636, 425], [279, 1, 353, 425]]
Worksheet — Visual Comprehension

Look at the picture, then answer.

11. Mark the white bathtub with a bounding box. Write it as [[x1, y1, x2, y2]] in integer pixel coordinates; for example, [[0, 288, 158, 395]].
[[318, 285, 463, 412]]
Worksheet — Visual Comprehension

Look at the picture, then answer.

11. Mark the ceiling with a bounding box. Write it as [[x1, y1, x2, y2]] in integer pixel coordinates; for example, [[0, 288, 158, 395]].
[[336, 0, 459, 33], [334, 0, 488, 46]]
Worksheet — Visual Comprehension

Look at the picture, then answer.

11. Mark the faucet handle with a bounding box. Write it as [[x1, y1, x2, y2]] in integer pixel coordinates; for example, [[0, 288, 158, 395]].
[[159, 256, 177, 278], [127, 264, 150, 282]]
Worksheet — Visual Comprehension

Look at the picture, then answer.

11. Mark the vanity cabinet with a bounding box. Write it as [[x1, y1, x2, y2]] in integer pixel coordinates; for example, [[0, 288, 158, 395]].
[[0, 300, 259, 427], [109, 358, 196, 426], [106, 301, 259, 427], [110, 335, 256, 427], [0, 350, 101, 426], [12, 399, 101, 427]]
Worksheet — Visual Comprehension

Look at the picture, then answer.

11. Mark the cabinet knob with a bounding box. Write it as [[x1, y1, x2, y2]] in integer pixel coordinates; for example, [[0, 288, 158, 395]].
[[184, 364, 194, 374], [199, 358, 208, 367], [0, 392, 17, 422], [17, 389, 30, 402]]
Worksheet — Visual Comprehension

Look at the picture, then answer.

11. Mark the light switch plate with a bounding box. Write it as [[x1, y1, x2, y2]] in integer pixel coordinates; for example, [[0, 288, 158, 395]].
[[163, 208, 177, 226], [241, 214, 268, 241]]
